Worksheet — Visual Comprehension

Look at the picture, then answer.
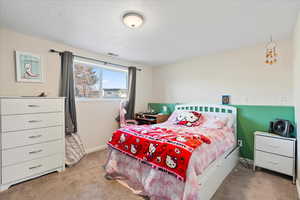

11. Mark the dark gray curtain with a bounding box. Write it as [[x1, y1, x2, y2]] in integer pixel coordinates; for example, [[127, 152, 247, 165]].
[[60, 51, 77, 135], [125, 67, 137, 120]]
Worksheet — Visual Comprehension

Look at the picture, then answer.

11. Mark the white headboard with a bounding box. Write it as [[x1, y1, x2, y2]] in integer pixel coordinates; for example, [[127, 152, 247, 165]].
[[175, 104, 237, 140]]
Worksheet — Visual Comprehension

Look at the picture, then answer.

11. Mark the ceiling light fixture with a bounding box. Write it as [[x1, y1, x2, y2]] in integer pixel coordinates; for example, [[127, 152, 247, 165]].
[[122, 12, 144, 28]]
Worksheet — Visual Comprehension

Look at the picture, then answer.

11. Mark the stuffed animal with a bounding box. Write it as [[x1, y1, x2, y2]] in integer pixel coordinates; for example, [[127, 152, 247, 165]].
[[176, 111, 203, 127]]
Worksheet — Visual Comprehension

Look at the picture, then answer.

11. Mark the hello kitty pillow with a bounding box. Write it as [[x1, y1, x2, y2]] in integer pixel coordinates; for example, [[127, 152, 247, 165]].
[[171, 110, 205, 127]]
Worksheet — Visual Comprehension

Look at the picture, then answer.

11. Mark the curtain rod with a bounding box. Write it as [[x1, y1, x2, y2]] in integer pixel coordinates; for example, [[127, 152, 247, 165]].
[[49, 49, 142, 71]]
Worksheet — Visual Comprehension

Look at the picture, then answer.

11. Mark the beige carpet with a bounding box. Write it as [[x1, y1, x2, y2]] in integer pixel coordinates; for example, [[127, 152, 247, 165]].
[[0, 150, 297, 200]]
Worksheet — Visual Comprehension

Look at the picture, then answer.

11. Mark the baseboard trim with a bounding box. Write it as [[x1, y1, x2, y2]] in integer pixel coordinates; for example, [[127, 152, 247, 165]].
[[296, 180, 300, 198], [86, 145, 107, 154], [239, 157, 254, 165]]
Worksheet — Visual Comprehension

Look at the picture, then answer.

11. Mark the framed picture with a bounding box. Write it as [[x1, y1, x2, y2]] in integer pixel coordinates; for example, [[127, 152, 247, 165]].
[[222, 95, 230, 105], [15, 51, 44, 83]]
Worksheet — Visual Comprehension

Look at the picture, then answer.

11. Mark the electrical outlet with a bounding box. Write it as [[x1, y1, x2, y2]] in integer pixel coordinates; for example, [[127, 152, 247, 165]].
[[238, 139, 243, 147], [280, 96, 288, 105]]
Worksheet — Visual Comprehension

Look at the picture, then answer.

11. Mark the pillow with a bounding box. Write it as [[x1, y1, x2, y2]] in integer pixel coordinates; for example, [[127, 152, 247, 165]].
[[170, 110, 205, 127], [201, 113, 234, 129], [168, 110, 234, 129]]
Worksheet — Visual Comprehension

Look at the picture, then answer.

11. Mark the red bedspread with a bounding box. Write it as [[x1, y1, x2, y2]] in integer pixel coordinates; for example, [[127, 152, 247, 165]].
[[107, 125, 211, 181]]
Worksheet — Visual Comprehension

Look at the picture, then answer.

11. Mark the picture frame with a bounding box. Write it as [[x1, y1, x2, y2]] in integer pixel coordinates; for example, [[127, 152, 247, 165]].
[[222, 95, 230, 105], [15, 51, 44, 83]]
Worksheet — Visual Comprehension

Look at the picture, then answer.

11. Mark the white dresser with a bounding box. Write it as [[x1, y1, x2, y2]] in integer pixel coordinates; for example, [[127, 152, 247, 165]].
[[0, 97, 65, 191], [253, 131, 296, 184]]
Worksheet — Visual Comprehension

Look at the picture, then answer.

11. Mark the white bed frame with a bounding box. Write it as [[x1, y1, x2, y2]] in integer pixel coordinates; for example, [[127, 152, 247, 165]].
[[175, 104, 239, 200]]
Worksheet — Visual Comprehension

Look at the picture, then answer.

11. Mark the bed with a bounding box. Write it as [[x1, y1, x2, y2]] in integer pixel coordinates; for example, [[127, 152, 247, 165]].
[[104, 104, 239, 200]]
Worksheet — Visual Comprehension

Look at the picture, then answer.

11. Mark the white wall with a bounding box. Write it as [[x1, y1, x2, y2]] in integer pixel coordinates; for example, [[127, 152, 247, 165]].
[[0, 28, 153, 152], [293, 13, 300, 191], [152, 40, 293, 106], [0, 27, 295, 154]]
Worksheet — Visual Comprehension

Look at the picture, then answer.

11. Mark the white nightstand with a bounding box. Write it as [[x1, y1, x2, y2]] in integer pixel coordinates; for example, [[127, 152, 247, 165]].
[[253, 131, 296, 184]]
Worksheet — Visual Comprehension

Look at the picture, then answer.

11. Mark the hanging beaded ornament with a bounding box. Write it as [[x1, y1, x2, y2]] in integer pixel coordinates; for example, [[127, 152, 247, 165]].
[[265, 36, 278, 65]]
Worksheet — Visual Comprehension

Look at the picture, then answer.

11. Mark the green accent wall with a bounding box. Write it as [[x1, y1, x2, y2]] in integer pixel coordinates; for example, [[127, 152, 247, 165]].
[[148, 103, 295, 160]]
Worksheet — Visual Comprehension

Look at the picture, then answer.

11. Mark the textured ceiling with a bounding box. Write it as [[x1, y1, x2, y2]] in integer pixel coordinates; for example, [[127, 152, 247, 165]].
[[0, 0, 300, 66]]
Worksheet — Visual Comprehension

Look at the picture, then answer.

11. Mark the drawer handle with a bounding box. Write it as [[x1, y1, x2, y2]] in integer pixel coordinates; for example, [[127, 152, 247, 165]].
[[268, 161, 278, 165], [28, 120, 42, 123], [28, 105, 40, 108], [28, 134, 42, 139], [29, 149, 43, 154], [29, 164, 42, 170]]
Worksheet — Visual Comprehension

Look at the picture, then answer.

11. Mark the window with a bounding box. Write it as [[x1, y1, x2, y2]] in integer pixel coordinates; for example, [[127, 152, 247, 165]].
[[74, 59, 128, 99]]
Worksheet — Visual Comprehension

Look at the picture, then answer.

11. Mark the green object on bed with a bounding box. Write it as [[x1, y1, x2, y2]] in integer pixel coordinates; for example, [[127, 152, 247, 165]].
[[148, 103, 295, 160]]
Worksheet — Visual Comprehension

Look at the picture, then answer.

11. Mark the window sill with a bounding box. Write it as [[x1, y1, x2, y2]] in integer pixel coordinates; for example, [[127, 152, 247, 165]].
[[75, 98, 126, 102]]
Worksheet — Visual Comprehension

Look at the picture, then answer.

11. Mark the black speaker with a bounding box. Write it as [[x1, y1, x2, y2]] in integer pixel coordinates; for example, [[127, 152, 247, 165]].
[[269, 119, 294, 138]]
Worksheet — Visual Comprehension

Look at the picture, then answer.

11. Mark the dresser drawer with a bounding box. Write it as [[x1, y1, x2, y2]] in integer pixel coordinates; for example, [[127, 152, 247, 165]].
[[2, 140, 64, 166], [255, 150, 294, 176], [255, 135, 294, 157], [1, 113, 64, 132], [0, 98, 64, 115], [2, 154, 63, 184], [2, 126, 63, 150]]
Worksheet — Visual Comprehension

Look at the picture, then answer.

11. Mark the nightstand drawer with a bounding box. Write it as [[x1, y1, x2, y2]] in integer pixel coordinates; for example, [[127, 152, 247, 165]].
[[255, 150, 293, 176], [255, 135, 294, 157]]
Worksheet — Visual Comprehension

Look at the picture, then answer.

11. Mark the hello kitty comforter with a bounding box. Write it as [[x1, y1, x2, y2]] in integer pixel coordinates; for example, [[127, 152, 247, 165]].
[[105, 110, 236, 200], [107, 125, 212, 181]]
